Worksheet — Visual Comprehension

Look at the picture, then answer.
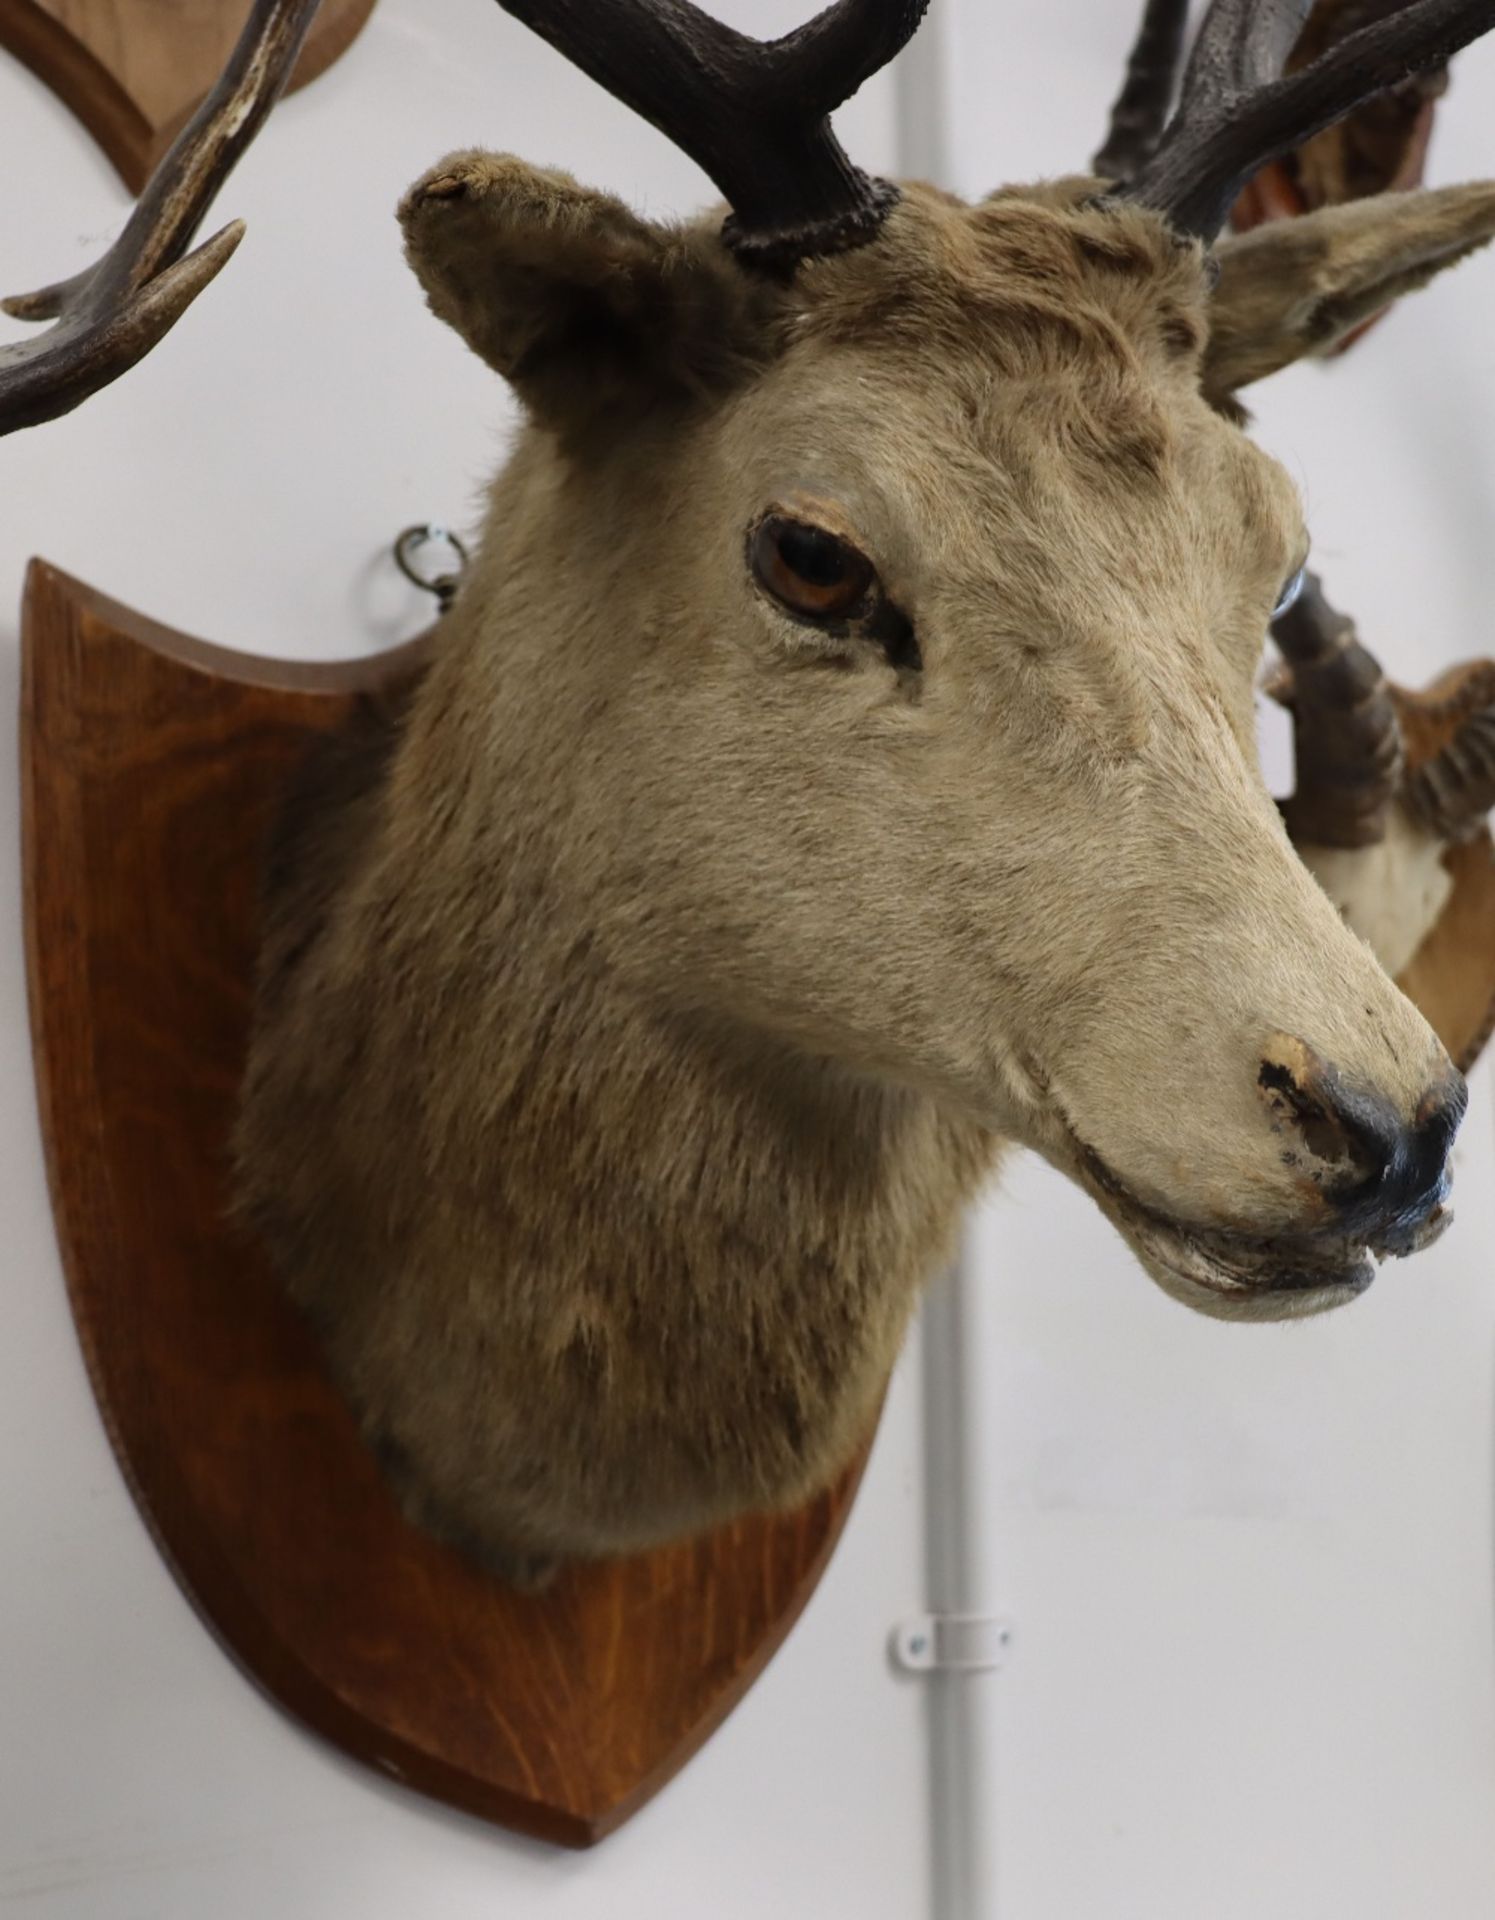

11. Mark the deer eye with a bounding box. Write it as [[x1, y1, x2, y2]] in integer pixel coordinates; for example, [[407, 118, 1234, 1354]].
[[751, 514, 876, 621]]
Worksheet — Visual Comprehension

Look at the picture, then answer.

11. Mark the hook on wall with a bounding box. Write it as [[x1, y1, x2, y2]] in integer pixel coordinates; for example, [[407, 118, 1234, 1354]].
[[393, 522, 469, 616]]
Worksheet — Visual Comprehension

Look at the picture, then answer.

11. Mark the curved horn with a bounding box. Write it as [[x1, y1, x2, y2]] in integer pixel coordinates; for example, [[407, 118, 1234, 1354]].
[[1273, 572, 1403, 848], [1406, 702, 1495, 841], [0, 0, 322, 437], [1111, 0, 1495, 240], [494, 0, 931, 271]]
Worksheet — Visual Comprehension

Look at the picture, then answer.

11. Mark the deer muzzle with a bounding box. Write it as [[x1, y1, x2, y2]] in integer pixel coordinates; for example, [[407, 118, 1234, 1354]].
[[1257, 1033, 1465, 1257], [1049, 1015, 1465, 1322]]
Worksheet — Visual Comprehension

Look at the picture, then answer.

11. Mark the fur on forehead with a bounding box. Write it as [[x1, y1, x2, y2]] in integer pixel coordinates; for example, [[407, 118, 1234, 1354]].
[[782, 181, 1212, 383]]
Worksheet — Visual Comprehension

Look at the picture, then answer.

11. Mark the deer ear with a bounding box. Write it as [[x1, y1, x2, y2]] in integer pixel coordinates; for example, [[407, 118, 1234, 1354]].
[[1202, 182, 1495, 400], [399, 151, 762, 425]]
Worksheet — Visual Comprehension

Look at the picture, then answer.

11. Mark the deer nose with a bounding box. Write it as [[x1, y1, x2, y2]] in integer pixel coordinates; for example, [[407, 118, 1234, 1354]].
[[1258, 1035, 1465, 1253]]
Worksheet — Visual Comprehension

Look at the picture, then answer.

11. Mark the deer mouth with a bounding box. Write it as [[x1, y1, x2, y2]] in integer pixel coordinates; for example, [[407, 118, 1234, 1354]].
[[1070, 1142, 1399, 1323]]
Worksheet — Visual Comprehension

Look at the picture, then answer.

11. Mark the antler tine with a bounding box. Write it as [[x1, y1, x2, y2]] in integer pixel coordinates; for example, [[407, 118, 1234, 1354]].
[[1272, 572, 1404, 848], [1, 0, 321, 436], [1120, 0, 1495, 239], [495, 0, 929, 270], [1093, 0, 1192, 183]]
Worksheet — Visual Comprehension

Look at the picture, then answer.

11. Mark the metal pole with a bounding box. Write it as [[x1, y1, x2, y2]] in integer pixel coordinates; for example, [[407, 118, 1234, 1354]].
[[920, 1237, 1003, 1920], [893, 0, 954, 184], [893, 16, 1004, 1917]]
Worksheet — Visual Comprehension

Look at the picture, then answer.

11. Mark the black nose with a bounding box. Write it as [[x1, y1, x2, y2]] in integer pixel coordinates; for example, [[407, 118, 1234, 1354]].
[[1259, 1041, 1466, 1253]]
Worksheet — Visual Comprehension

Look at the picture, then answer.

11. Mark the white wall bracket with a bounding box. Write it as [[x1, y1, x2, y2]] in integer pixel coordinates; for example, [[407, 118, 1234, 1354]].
[[892, 1613, 1014, 1676]]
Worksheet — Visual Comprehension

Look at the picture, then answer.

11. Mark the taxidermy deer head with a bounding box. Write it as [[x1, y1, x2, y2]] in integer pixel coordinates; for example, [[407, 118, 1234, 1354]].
[[227, 0, 1495, 1586]]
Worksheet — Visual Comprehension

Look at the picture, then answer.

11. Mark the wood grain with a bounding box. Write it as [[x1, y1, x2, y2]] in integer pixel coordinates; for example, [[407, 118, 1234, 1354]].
[[0, 0, 377, 191], [21, 558, 872, 1849]]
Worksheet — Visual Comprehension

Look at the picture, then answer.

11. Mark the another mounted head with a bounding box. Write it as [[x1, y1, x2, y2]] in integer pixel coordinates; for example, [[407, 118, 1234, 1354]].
[[393, 0, 1495, 1324]]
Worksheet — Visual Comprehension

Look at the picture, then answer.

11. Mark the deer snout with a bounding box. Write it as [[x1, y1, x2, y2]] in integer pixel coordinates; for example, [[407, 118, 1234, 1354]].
[[1258, 1033, 1466, 1254]]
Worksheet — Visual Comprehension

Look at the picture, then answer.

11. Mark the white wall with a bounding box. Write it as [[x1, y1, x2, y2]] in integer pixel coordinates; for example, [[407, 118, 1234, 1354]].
[[3, 5, 1494, 1918]]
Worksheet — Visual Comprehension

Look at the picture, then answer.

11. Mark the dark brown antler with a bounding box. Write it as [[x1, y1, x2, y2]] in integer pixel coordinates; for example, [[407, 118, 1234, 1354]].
[[1111, 0, 1495, 239], [1271, 573, 1404, 848], [1282, 1, 1450, 208], [1, 0, 321, 436], [494, 0, 929, 270], [1093, 0, 1191, 181]]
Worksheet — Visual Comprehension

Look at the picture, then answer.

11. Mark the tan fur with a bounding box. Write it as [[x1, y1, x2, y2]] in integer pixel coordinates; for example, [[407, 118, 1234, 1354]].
[[235, 158, 1495, 1577], [1205, 182, 1495, 396]]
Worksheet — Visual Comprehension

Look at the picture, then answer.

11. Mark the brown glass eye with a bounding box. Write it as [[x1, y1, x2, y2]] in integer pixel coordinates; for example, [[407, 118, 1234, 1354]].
[[751, 514, 876, 621]]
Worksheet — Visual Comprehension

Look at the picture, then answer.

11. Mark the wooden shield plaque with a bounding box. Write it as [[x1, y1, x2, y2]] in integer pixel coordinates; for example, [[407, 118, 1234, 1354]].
[[0, 0, 378, 191], [20, 558, 871, 1848]]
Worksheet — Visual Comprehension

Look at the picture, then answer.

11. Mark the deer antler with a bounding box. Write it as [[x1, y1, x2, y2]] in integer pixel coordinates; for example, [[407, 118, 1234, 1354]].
[[493, 0, 929, 270], [0, 0, 322, 436], [1094, 0, 1192, 182], [1103, 0, 1495, 239], [1271, 573, 1403, 849]]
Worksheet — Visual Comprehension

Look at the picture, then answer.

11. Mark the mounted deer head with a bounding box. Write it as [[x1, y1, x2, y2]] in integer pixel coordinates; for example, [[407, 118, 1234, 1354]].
[[232, 0, 1495, 1584]]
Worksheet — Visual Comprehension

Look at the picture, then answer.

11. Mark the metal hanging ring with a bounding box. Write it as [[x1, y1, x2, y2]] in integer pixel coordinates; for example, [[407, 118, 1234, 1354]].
[[394, 523, 469, 614]]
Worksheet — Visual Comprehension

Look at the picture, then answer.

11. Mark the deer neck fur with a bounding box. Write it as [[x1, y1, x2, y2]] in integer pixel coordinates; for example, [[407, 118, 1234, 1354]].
[[236, 440, 999, 1567]]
